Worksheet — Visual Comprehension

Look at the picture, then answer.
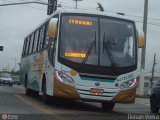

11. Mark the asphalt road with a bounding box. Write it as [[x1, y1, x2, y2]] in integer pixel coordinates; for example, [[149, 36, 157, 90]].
[[0, 85, 159, 120]]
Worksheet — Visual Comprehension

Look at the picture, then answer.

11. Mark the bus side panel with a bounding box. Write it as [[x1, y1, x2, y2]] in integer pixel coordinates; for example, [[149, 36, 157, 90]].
[[20, 49, 55, 96], [20, 55, 40, 91], [41, 50, 54, 96]]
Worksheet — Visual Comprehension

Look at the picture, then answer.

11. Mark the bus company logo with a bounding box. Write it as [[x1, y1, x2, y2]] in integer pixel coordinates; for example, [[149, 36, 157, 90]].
[[2, 113, 8, 120], [33, 58, 43, 66], [95, 82, 100, 86]]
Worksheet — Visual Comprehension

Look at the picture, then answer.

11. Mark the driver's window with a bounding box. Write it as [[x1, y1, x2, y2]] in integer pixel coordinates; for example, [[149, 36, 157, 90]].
[[123, 37, 134, 57], [48, 40, 56, 66]]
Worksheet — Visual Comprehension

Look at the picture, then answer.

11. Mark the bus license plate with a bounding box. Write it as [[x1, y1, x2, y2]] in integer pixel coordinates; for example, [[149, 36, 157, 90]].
[[90, 88, 104, 96]]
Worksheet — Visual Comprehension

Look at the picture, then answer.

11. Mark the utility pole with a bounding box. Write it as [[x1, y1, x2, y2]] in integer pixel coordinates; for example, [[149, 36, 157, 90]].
[[150, 53, 156, 88], [75, 0, 78, 9], [139, 0, 148, 95], [73, 0, 83, 9]]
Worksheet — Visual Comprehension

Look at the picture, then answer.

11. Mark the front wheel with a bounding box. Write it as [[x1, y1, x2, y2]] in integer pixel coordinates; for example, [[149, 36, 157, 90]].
[[101, 102, 115, 111]]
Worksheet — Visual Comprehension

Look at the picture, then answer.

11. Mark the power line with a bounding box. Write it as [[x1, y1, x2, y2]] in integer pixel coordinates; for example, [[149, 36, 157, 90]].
[[59, 1, 96, 10], [58, 1, 160, 21], [2, 0, 160, 27], [126, 13, 160, 21], [60, 2, 160, 26], [3, 0, 47, 12], [104, 10, 160, 21], [0, 0, 5, 16], [36, 0, 160, 22], [135, 20, 160, 27]]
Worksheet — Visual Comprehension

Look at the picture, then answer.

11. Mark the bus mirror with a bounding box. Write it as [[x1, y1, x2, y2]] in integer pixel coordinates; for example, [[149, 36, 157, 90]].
[[138, 30, 145, 48], [48, 18, 58, 39]]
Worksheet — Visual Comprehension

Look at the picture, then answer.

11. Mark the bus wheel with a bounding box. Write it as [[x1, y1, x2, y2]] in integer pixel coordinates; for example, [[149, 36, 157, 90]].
[[32, 91, 39, 97], [101, 102, 115, 111], [42, 80, 50, 104], [25, 88, 31, 96]]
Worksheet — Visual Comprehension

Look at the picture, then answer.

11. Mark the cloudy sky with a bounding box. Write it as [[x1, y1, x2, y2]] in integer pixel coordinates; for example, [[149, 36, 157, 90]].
[[0, 0, 160, 74]]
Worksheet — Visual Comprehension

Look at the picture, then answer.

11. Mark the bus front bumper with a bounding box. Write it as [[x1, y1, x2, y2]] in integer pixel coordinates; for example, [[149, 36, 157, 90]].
[[53, 76, 136, 103]]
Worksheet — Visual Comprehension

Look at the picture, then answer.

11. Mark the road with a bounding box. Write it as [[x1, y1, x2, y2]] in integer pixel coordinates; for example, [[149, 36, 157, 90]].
[[0, 85, 159, 120]]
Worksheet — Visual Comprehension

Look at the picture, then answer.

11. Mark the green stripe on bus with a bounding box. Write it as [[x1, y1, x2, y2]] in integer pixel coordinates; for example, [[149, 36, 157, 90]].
[[81, 77, 115, 83]]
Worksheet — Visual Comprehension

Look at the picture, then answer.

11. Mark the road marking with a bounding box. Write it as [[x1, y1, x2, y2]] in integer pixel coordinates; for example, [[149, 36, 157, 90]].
[[14, 94, 68, 120]]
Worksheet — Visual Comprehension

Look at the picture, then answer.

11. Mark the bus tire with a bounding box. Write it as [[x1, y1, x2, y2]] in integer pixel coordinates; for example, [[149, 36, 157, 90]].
[[25, 75, 31, 96], [42, 78, 50, 104], [101, 102, 115, 111]]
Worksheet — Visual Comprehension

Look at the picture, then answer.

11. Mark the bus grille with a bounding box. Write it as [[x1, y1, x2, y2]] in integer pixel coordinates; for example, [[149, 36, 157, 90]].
[[76, 86, 117, 100]]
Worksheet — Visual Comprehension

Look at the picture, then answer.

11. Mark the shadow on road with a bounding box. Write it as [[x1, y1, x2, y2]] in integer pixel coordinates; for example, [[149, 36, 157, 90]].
[[26, 93, 130, 115]]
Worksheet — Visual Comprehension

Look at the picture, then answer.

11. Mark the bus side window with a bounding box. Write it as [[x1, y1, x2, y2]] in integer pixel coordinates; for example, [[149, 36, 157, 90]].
[[37, 28, 41, 51], [43, 23, 49, 48], [31, 33, 35, 53], [24, 39, 29, 56], [26, 38, 30, 56], [22, 39, 27, 57], [48, 40, 56, 66], [29, 35, 34, 54], [38, 26, 46, 50], [42, 24, 47, 48], [34, 30, 40, 52]]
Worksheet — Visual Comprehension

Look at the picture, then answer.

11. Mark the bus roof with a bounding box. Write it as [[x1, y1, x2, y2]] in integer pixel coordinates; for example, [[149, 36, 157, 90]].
[[53, 8, 133, 21], [25, 8, 134, 38]]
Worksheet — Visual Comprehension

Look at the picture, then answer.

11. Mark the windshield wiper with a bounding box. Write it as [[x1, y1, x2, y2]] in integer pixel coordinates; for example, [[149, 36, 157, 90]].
[[103, 32, 117, 72], [82, 31, 96, 64]]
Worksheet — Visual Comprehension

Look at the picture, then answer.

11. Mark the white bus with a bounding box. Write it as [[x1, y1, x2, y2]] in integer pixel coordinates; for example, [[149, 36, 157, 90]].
[[20, 9, 144, 111]]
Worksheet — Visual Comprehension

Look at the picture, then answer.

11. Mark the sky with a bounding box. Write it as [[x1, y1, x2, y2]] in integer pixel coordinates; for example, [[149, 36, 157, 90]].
[[0, 0, 160, 75]]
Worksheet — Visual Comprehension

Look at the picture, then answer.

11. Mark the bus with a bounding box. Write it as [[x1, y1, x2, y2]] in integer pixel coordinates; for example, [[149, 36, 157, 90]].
[[20, 8, 144, 111]]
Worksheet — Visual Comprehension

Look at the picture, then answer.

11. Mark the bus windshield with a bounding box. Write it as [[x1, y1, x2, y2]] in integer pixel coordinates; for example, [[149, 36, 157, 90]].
[[59, 14, 136, 69]]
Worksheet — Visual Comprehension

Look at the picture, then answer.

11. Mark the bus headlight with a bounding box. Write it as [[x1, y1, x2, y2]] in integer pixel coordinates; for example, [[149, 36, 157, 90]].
[[119, 79, 137, 89], [55, 71, 75, 85]]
